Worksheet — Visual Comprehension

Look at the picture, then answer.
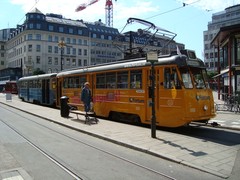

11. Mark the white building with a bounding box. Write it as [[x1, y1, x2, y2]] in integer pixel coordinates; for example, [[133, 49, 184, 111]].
[[5, 8, 184, 76], [203, 4, 240, 72]]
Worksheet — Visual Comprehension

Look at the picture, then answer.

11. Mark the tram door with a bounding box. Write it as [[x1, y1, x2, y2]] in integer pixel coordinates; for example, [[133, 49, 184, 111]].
[[42, 79, 50, 104], [56, 78, 62, 107]]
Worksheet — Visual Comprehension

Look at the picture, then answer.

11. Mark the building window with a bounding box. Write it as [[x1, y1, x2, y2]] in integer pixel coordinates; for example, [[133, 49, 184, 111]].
[[84, 49, 87, 56], [66, 38, 70, 44], [29, 23, 34, 29], [36, 23, 41, 29], [28, 45, 32, 52], [93, 33, 97, 38], [54, 36, 59, 42], [67, 47, 71, 54], [1, 53, 4, 57], [72, 59, 76, 66], [36, 45, 41, 52], [27, 56, 32, 64], [78, 59, 82, 66], [84, 59, 87, 66], [48, 57, 52, 64], [72, 48, 76, 55], [28, 34, 32, 40], [236, 38, 240, 65], [48, 35, 52, 42], [72, 39, 76, 44], [36, 56, 40, 64], [69, 28, 73, 34], [54, 57, 58, 65], [66, 58, 70, 65], [101, 35, 104, 39], [54, 46, 58, 53], [48, 46, 52, 53], [78, 29, 82, 35], [59, 27, 64, 33], [36, 34, 41, 40], [49, 25, 54, 31], [78, 39, 82, 45], [78, 49, 82, 55]]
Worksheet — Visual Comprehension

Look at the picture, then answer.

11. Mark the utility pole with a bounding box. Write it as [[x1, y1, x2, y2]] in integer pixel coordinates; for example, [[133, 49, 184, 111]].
[[58, 40, 66, 71], [147, 51, 158, 138]]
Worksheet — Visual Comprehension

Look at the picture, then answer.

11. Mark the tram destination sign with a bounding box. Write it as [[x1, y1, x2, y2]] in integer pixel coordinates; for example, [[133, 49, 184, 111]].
[[147, 51, 158, 63]]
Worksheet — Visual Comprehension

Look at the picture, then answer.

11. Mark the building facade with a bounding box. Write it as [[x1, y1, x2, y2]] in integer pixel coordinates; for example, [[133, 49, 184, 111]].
[[211, 24, 240, 99], [203, 4, 240, 72], [5, 8, 184, 76], [0, 28, 14, 69]]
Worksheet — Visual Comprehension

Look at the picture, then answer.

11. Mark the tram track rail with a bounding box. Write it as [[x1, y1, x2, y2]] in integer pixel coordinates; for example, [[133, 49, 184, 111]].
[[0, 104, 177, 180]]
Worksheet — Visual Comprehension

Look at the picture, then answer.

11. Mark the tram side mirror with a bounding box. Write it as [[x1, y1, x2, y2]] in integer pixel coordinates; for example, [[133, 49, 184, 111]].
[[148, 86, 152, 98]]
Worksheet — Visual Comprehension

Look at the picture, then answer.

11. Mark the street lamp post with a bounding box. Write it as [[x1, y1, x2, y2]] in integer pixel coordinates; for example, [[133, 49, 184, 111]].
[[147, 51, 158, 138], [58, 40, 66, 71]]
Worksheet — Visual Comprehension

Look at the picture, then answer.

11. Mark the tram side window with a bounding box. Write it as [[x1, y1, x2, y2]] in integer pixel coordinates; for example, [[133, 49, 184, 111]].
[[117, 71, 128, 89], [192, 68, 206, 89], [23, 81, 27, 88], [68, 77, 75, 88], [172, 68, 181, 89], [63, 77, 83, 88], [96, 73, 106, 88], [29, 80, 33, 88], [164, 68, 181, 89], [164, 68, 172, 89], [37, 80, 41, 88], [130, 70, 142, 89], [106, 72, 116, 88], [180, 68, 193, 89], [79, 76, 87, 88]]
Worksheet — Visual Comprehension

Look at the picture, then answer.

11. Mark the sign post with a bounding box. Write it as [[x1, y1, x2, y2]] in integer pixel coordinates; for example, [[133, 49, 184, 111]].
[[147, 51, 158, 138]]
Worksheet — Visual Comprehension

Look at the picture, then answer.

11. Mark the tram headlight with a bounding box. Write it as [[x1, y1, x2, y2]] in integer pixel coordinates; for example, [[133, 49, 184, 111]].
[[203, 105, 208, 111]]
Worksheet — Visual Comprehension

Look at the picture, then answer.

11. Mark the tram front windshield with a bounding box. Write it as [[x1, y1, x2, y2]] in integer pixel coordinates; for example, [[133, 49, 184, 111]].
[[179, 67, 208, 89]]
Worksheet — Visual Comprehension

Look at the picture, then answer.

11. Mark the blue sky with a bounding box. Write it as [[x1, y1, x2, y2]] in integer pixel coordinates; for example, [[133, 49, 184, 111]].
[[1, 0, 239, 59]]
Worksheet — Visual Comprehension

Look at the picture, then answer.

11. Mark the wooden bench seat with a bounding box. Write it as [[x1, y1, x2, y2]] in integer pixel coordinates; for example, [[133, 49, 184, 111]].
[[70, 110, 98, 125]]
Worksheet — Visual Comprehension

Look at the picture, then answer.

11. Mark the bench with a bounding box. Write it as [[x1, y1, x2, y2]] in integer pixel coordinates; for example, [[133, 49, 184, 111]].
[[70, 110, 99, 125]]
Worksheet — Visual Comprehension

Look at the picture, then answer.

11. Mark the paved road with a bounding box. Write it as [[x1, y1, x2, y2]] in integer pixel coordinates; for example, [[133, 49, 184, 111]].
[[0, 93, 240, 179], [209, 91, 240, 130]]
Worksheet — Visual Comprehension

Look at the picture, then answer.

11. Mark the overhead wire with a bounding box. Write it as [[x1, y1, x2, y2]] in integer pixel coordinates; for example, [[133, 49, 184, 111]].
[[145, 0, 201, 20], [16, 0, 40, 25]]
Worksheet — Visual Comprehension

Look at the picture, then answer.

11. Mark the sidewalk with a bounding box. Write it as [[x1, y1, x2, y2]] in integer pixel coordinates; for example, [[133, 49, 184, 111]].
[[0, 93, 240, 178]]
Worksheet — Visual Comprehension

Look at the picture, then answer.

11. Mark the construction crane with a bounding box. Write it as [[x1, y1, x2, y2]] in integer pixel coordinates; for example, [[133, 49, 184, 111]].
[[75, 0, 116, 27]]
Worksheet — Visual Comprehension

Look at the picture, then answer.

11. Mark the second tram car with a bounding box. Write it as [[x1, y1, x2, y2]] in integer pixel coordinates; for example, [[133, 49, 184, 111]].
[[3, 81, 18, 94], [56, 52, 216, 127], [18, 73, 57, 106]]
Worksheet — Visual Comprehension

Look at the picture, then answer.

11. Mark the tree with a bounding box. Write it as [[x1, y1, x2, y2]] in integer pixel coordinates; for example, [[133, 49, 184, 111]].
[[33, 68, 45, 75]]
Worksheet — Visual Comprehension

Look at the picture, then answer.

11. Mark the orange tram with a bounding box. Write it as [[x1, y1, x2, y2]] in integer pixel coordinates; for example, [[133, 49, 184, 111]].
[[56, 51, 216, 128]]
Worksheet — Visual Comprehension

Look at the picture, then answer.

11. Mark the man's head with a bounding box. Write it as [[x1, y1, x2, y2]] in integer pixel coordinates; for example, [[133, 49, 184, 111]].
[[84, 82, 90, 87]]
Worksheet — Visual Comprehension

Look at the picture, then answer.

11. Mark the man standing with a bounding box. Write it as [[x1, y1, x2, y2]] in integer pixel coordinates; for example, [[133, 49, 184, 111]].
[[81, 82, 92, 112]]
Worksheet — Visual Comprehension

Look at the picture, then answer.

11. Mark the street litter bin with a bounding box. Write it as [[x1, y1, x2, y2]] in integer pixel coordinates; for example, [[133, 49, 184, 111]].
[[60, 96, 70, 117]]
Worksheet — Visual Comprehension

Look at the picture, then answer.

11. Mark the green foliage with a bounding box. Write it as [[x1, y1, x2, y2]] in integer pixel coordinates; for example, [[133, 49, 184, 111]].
[[207, 71, 217, 79], [33, 68, 45, 75]]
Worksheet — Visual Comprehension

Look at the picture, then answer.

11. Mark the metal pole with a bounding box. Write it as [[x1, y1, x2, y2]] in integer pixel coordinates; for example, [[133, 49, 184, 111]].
[[61, 47, 63, 71], [58, 40, 65, 71], [151, 62, 156, 138]]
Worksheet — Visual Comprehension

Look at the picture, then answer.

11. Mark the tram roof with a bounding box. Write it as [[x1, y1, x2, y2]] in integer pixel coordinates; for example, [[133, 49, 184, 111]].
[[18, 73, 57, 81], [57, 55, 195, 77]]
